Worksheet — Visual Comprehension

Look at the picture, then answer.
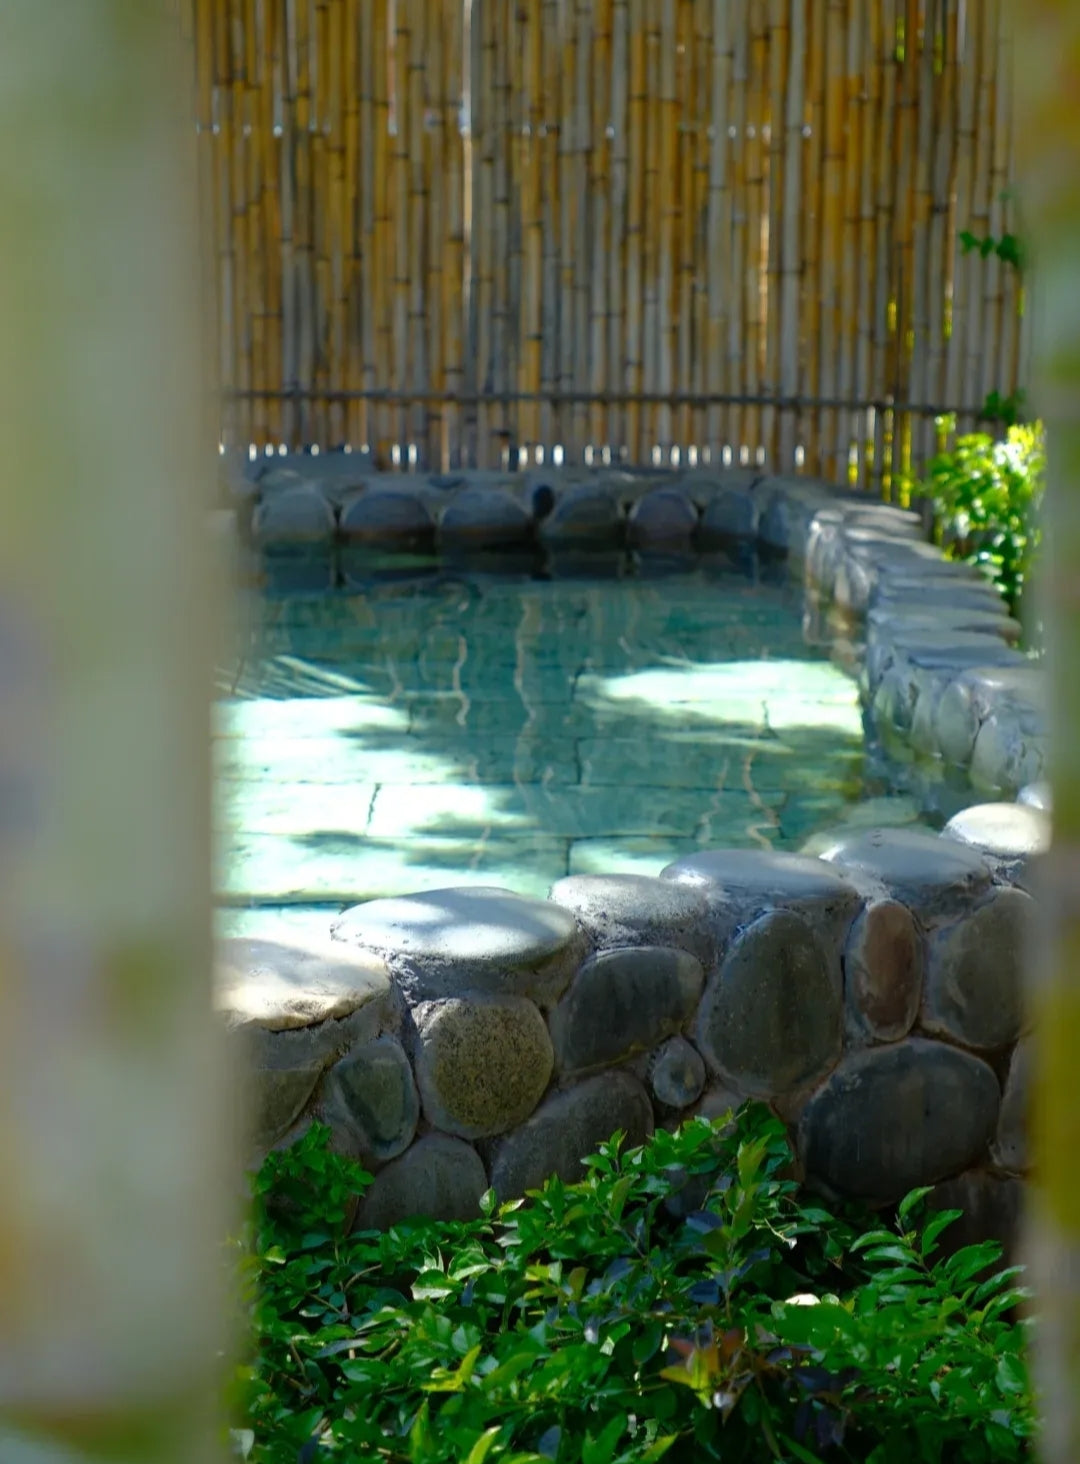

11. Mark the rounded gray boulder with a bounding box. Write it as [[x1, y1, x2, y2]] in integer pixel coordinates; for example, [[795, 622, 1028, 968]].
[[489, 1072, 654, 1199], [338, 488, 435, 549], [648, 1036, 707, 1109], [799, 1038, 1000, 1201], [922, 887, 1031, 1051], [693, 908, 843, 1097], [439, 487, 534, 549], [353, 1134, 489, 1230], [628, 489, 699, 546], [660, 847, 861, 953], [322, 1036, 420, 1162], [548, 946, 704, 1075]]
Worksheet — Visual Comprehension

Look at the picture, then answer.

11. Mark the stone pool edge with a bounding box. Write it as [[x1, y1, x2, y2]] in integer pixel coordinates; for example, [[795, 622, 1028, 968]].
[[219, 466, 1049, 1246]]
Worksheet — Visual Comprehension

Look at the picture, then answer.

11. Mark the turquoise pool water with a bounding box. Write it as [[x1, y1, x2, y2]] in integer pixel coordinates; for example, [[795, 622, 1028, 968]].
[[216, 556, 916, 941]]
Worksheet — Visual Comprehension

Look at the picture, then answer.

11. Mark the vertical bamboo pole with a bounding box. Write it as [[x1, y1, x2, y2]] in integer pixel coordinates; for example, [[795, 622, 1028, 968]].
[[609, 0, 630, 459], [295, 0, 316, 444], [943, 2, 976, 443], [690, 0, 712, 455], [426, 0, 445, 469], [343, 0, 362, 448], [407, 2, 427, 461], [797, 0, 823, 473], [1011, 6, 1080, 1460], [673, 0, 690, 453], [778, 0, 804, 474], [743, 0, 767, 465], [476, 0, 495, 466], [728, 0, 749, 462], [925, 0, 956, 474], [539, 0, 560, 457], [373, 0, 393, 463], [970, 0, 998, 420], [443, 0, 465, 468], [589, 0, 612, 454], [883, 0, 913, 495], [0, 7, 228, 1459], [641, 7, 660, 461], [572, 0, 591, 459], [492, 0, 511, 466], [391, 2, 409, 459], [519, 0, 543, 458], [625, 0, 645, 461], [816, 0, 844, 481], [762, 0, 786, 471], [657, 4, 677, 458], [706, 0, 732, 457], [871, 0, 897, 494], [835, 0, 862, 485], [357, 0, 376, 453], [905, 0, 936, 485]]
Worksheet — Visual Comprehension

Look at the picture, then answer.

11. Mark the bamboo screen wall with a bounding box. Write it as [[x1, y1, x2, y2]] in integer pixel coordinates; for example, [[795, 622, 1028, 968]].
[[186, 0, 1026, 495]]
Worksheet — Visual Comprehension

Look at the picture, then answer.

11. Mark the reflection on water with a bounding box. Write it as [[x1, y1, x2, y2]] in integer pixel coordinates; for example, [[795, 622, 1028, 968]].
[[215, 553, 913, 941]]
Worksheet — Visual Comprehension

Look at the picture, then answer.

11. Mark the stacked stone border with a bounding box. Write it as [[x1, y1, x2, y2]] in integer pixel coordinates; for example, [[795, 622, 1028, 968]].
[[220, 464, 1050, 1237]]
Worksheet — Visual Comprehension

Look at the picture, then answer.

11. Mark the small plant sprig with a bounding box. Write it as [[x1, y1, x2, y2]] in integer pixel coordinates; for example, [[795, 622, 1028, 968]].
[[924, 415, 1045, 621]]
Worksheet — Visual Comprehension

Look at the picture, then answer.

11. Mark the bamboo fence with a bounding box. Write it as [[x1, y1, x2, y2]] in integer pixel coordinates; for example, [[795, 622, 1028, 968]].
[[189, 0, 1026, 495]]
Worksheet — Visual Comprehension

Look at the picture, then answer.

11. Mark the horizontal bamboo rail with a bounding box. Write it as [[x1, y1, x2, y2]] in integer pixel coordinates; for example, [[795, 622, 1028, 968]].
[[190, 0, 1025, 495]]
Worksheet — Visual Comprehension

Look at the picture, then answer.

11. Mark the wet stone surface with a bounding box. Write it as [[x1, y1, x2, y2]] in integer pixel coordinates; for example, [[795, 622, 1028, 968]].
[[819, 827, 993, 927]]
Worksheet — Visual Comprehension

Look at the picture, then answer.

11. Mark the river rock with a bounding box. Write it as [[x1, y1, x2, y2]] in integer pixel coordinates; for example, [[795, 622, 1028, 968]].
[[799, 1038, 1000, 1201], [412, 994, 553, 1139], [923, 887, 1031, 1051], [693, 909, 843, 1097], [252, 485, 336, 547], [489, 1072, 654, 1198], [993, 1036, 1031, 1174], [660, 848, 861, 952], [648, 1036, 707, 1109], [338, 488, 435, 548], [628, 489, 699, 546], [539, 485, 624, 545], [844, 898, 922, 1042], [548, 946, 704, 1074], [322, 1036, 419, 1162], [439, 487, 533, 548], [353, 1134, 488, 1230], [942, 801, 1050, 882]]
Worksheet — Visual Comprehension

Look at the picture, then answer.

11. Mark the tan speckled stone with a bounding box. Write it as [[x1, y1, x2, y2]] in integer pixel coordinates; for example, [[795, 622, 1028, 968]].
[[413, 994, 554, 1139]]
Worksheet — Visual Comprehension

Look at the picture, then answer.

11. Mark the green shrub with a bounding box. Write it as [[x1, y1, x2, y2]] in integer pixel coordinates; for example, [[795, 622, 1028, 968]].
[[923, 417, 1045, 621], [229, 1105, 1036, 1463]]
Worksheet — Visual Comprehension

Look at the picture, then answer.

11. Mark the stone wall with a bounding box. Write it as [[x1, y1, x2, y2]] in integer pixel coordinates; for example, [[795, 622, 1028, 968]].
[[219, 466, 1050, 1232]]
